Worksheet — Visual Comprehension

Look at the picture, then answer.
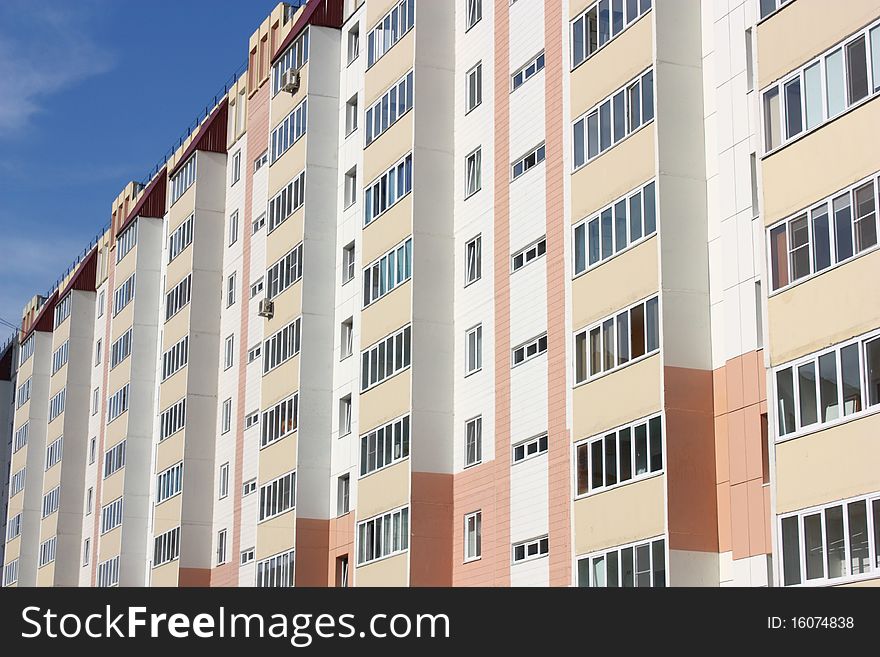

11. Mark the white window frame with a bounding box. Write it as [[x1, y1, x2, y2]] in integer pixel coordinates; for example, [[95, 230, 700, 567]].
[[512, 433, 549, 465], [359, 414, 410, 477], [466, 61, 482, 114], [356, 506, 409, 565], [464, 511, 482, 562], [570, 0, 653, 70], [465, 234, 481, 286], [511, 236, 546, 273], [511, 333, 548, 368], [464, 415, 482, 468], [576, 536, 667, 587], [512, 535, 549, 564]]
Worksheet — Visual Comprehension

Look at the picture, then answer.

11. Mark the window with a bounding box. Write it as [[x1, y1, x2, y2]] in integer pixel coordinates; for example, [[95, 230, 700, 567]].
[[52, 340, 69, 374], [356, 506, 409, 565], [366, 0, 414, 67], [511, 237, 546, 272], [341, 318, 354, 359], [344, 167, 358, 209], [465, 0, 481, 31], [6, 514, 22, 541], [107, 384, 129, 423], [221, 398, 232, 435], [45, 436, 63, 470], [768, 174, 879, 292], [261, 394, 298, 448], [19, 334, 34, 365], [270, 98, 308, 163], [100, 497, 123, 533], [247, 345, 262, 364], [10, 468, 25, 496], [512, 52, 545, 91], [745, 28, 754, 92], [336, 556, 349, 587], [780, 493, 880, 586], [342, 242, 356, 284], [103, 440, 126, 478], [3, 559, 19, 586], [465, 148, 481, 198], [89, 437, 96, 464], [39, 537, 57, 567], [250, 278, 264, 298], [219, 462, 229, 499], [96, 556, 119, 587], [364, 152, 413, 226], [228, 210, 239, 246], [226, 272, 237, 307], [465, 325, 482, 375], [13, 423, 28, 453], [254, 150, 269, 172], [339, 395, 352, 436], [240, 548, 255, 565], [576, 414, 662, 495], [161, 335, 189, 381], [113, 274, 136, 316], [170, 155, 196, 205], [253, 212, 266, 233], [44, 393, 62, 429], [573, 180, 656, 274], [363, 237, 412, 306], [83, 538, 90, 566], [774, 328, 880, 439], [347, 25, 359, 65], [466, 62, 482, 113], [93, 387, 100, 416], [361, 325, 411, 392], [364, 71, 413, 148], [465, 235, 481, 285], [245, 411, 260, 429], [271, 29, 309, 96], [110, 327, 133, 369], [343, 99, 358, 143], [153, 527, 180, 567], [262, 318, 302, 374], [573, 68, 653, 168], [267, 170, 306, 232], [116, 220, 138, 263], [574, 296, 660, 383], [465, 416, 482, 467], [762, 21, 880, 152], [512, 535, 549, 563], [160, 398, 186, 441], [15, 378, 30, 408], [337, 474, 350, 516], [165, 274, 191, 320], [259, 471, 296, 521], [266, 243, 304, 298], [511, 143, 546, 180], [759, 0, 792, 19], [513, 433, 548, 464], [243, 479, 257, 496], [97, 290, 105, 317], [217, 529, 228, 565], [256, 549, 295, 587], [224, 334, 235, 370], [156, 462, 183, 504], [577, 537, 666, 587], [512, 333, 548, 368], [359, 415, 410, 476], [230, 150, 241, 186], [571, 0, 652, 68], [464, 511, 482, 561], [86, 487, 93, 514], [95, 338, 102, 365]]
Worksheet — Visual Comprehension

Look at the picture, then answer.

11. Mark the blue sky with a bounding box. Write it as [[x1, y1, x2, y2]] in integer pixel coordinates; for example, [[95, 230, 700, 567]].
[[0, 0, 278, 341]]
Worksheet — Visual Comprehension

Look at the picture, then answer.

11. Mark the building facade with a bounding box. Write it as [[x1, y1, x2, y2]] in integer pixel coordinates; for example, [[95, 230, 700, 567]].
[[2, 0, 879, 588]]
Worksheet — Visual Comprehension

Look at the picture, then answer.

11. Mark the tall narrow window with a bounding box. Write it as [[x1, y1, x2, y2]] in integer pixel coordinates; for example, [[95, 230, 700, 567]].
[[466, 325, 482, 374], [466, 62, 482, 113], [465, 235, 482, 285], [465, 148, 481, 198], [464, 511, 482, 561], [465, 416, 482, 467]]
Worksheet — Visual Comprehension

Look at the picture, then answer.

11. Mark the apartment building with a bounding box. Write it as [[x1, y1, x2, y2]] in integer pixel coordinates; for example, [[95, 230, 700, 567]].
[[3, 0, 879, 589], [0, 339, 18, 576]]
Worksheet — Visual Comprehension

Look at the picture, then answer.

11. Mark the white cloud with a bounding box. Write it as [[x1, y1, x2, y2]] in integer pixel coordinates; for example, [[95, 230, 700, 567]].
[[0, 0, 114, 136]]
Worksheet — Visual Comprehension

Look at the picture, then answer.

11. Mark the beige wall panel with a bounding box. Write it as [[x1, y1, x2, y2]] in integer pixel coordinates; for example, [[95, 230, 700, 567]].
[[358, 461, 410, 520], [757, 0, 880, 88], [159, 369, 188, 411], [366, 0, 401, 28], [776, 413, 880, 514], [768, 249, 880, 365], [36, 564, 54, 586], [168, 183, 196, 227], [261, 281, 303, 335], [572, 354, 662, 440], [101, 470, 125, 506], [265, 209, 305, 265], [572, 237, 658, 331], [355, 551, 409, 586], [98, 527, 121, 562], [362, 195, 413, 264], [5, 538, 20, 561], [261, 354, 301, 407], [150, 561, 179, 587], [571, 14, 653, 118], [107, 355, 132, 398], [839, 577, 880, 587], [763, 99, 880, 225], [359, 368, 412, 433], [111, 303, 134, 343], [113, 245, 138, 283], [162, 304, 191, 351], [574, 475, 666, 555], [258, 437, 298, 483], [256, 511, 297, 561], [155, 433, 185, 477], [571, 127, 656, 225], [361, 282, 412, 348], [364, 29, 414, 106], [153, 495, 183, 535], [104, 418, 128, 453], [363, 112, 414, 184], [269, 63, 310, 126], [42, 462, 61, 490], [165, 247, 194, 294], [267, 138, 307, 194]]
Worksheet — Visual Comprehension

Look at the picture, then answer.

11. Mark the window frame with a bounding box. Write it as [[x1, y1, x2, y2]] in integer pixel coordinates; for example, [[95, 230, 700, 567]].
[[464, 511, 482, 562]]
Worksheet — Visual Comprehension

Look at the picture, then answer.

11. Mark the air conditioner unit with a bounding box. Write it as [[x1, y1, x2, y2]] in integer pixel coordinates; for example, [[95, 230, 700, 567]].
[[258, 298, 274, 319], [281, 69, 301, 95]]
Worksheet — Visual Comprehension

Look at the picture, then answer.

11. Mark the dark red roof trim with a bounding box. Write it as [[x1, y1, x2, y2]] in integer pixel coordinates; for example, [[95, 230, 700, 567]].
[[117, 168, 168, 237], [20, 291, 58, 343], [272, 0, 344, 64], [58, 246, 98, 298], [167, 98, 229, 179]]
